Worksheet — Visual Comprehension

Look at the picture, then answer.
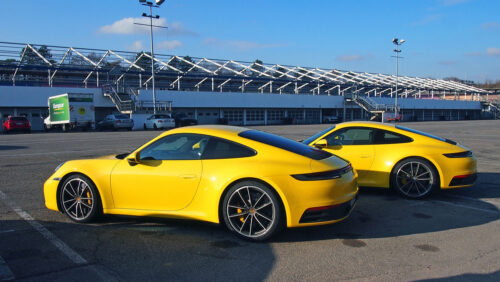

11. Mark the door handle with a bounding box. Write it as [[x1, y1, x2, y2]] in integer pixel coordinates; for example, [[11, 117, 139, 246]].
[[180, 174, 197, 179]]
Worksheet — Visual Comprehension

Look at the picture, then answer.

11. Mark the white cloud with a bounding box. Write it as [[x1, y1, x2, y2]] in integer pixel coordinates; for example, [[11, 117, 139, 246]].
[[127, 40, 145, 52], [441, 0, 469, 6], [156, 40, 184, 50], [336, 54, 373, 62], [410, 14, 443, 26], [98, 17, 197, 37], [203, 37, 283, 51], [486, 47, 500, 56]]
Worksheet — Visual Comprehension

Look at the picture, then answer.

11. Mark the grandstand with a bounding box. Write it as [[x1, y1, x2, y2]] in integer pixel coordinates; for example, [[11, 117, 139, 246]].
[[0, 41, 497, 129]]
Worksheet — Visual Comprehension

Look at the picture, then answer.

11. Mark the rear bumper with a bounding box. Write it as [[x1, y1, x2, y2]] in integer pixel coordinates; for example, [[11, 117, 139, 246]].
[[299, 195, 357, 223], [449, 173, 477, 187]]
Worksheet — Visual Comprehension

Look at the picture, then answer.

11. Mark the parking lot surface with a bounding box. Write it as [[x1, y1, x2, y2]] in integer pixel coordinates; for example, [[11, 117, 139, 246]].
[[0, 120, 499, 281]]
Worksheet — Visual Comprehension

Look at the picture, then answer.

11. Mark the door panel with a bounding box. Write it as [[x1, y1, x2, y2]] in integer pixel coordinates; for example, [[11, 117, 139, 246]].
[[111, 159, 202, 211], [320, 127, 376, 185]]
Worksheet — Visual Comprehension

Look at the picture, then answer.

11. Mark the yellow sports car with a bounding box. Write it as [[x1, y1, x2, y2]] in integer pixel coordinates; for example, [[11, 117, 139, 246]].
[[303, 121, 477, 199], [44, 125, 358, 240]]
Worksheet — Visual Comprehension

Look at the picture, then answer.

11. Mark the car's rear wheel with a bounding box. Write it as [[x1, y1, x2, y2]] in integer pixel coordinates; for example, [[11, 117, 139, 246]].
[[153, 124, 158, 130], [222, 181, 283, 241], [143, 124, 147, 130], [391, 158, 438, 199], [60, 174, 101, 223]]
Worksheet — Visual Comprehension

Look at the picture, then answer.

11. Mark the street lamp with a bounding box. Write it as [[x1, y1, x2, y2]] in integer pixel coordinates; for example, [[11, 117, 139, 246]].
[[138, 0, 166, 114], [392, 38, 405, 119]]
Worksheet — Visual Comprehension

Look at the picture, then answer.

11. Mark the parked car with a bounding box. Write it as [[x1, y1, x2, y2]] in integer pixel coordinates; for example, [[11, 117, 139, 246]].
[[173, 113, 198, 127], [143, 114, 175, 130], [2, 116, 31, 133], [96, 114, 133, 131], [303, 121, 477, 199], [323, 115, 341, 123], [44, 125, 358, 241]]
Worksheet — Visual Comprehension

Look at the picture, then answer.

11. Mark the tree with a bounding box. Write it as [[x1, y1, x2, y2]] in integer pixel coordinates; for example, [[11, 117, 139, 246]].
[[274, 66, 287, 78], [170, 55, 194, 73], [251, 59, 264, 77]]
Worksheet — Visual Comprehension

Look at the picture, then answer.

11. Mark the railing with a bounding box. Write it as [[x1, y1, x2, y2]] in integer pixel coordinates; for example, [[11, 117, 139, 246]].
[[102, 84, 133, 113], [353, 94, 397, 113], [134, 100, 172, 113]]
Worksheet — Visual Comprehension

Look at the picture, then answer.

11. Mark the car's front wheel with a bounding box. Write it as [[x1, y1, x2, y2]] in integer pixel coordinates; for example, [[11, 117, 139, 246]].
[[222, 181, 283, 241], [59, 174, 101, 223], [391, 158, 438, 199]]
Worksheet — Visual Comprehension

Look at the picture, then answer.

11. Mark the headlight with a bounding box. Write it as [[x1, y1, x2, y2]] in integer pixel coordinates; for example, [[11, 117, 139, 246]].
[[54, 162, 66, 172]]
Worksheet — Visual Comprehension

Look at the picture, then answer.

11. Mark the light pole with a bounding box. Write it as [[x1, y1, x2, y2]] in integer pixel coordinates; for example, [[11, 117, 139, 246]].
[[138, 0, 166, 114], [392, 38, 405, 119]]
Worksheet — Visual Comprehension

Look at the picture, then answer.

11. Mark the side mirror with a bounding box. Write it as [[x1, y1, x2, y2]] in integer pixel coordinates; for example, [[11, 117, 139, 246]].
[[127, 152, 140, 166], [314, 139, 328, 148]]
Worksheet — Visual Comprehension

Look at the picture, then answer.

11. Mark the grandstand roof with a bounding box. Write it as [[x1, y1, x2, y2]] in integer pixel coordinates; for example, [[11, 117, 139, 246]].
[[0, 41, 488, 96]]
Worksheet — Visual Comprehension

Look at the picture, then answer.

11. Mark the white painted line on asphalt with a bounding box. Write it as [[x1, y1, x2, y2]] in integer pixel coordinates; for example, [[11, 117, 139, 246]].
[[432, 200, 500, 215], [0, 190, 87, 265], [0, 230, 15, 234], [0, 255, 15, 281]]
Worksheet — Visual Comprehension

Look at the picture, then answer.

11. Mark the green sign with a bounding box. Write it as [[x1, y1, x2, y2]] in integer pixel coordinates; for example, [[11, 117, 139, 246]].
[[49, 94, 70, 124]]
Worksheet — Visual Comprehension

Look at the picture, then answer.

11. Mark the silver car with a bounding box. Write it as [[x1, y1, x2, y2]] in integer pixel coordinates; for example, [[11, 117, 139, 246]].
[[97, 114, 134, 131], [143, 114, 175, 130]]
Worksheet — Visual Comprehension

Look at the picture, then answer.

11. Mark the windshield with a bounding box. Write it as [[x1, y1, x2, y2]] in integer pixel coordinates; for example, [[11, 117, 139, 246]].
[[395, 125, 457, 145], [302, 126, 336, 145]]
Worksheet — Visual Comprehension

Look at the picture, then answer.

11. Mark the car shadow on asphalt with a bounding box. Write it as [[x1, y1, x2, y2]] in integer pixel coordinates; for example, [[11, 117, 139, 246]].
[[272, 172, 500, 243], [0, 145, 28, 150]]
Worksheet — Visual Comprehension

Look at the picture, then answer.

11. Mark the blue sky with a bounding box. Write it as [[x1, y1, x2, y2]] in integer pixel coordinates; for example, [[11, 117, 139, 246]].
[[1, 0, 499, 81]]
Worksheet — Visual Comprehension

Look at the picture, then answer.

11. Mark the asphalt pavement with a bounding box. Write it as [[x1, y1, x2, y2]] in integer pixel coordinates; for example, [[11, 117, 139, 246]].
[[0, 120, 499, 281]]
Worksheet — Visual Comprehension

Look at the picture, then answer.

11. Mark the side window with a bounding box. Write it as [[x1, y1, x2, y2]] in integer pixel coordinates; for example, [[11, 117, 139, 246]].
[[202, 137, 256, 159], [325, 127, 374, 145], [139, 134, 209, 160], [373, 129, 413, 144]]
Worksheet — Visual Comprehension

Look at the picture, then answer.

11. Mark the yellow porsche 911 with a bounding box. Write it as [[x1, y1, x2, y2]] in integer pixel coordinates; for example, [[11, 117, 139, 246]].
[[303, 121, 477, 199], [44, 125, 358, 240]]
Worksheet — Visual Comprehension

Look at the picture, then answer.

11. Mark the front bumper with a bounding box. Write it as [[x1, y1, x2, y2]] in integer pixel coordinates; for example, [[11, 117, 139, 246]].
[[44, 176, 60, 211]]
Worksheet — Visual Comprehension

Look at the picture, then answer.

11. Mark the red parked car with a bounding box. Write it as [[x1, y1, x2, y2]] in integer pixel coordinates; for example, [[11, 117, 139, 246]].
[[2, 116, 31, 133]]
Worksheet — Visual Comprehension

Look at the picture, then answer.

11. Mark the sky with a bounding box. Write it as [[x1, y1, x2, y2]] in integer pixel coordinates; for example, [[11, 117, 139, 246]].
[[1, 0, 499, 82]]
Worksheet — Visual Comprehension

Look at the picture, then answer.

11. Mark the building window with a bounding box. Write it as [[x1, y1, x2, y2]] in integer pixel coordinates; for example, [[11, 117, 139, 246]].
[[267, 110, 284, 121], [306, 109, 320, 121], [246, 110, 264, 121], [288, 110, 304, 120], [223, 110, 243, 121]]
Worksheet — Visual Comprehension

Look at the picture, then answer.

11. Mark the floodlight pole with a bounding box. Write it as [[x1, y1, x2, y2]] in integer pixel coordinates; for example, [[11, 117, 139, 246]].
[[140, 1, 163, 114], [392, 39, 405, 119]]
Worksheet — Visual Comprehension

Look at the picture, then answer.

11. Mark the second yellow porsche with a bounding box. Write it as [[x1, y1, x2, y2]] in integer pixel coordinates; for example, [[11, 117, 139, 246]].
[[303, 122, 477, 199], [44, 125, 358, 240]]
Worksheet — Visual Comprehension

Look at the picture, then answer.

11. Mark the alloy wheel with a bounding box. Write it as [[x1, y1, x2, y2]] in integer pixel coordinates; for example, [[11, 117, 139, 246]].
[[395, 161, 434, 198], [61, 177, 95, 221], [226, 185, 276, 238]]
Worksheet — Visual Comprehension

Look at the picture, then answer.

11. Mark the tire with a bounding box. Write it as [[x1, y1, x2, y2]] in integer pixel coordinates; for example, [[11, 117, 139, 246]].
[[127, 127, 132, 131], [391, 158, 439, 199], [143, 124, 147, 130], [222, 181, 283, 241], [59, 174, 102, 223], [153, 124, 158, 130]]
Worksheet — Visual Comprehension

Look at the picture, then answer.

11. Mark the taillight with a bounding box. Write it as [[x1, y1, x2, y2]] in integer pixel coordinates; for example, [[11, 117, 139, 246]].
[[443, 151, 473, 158], [292, 164, 352, 181], [117, 120, 121, 123], [158, 120, 163, 123]]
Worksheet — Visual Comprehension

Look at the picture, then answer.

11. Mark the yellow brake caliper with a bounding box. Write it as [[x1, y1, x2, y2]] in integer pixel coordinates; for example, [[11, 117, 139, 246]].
[[86, 191, 92, 205], [237, 208, 244, 222]]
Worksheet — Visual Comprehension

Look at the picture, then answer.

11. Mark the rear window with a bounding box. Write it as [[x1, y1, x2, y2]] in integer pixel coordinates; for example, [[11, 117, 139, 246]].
[[239, 130, 332, 160], [115, 114, 129, 119], [202, 137, 256, 159], [395, 125, 456, 145], [10, 117, 28, 121], [155, 114, 171, 118], [302, 125, 335, 145]]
